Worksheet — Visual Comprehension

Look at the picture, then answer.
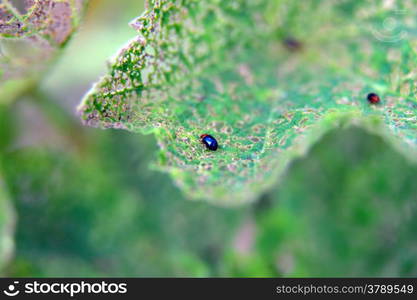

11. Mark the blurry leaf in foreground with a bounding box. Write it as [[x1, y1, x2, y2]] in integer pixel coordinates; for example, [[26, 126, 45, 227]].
[[0, 170, 15, 273], [224, 128, 417, 277], [79, 0, 417, 205], [0, 0, 88, 103]]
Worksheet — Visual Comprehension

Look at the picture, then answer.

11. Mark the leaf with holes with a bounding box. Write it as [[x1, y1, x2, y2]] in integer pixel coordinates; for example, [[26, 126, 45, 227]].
[[78, 0, 417, 205], [0, 0, 88, 103]]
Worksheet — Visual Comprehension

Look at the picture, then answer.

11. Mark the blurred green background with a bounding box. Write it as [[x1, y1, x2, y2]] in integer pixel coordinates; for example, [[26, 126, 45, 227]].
[[1, 0, 417, 277]]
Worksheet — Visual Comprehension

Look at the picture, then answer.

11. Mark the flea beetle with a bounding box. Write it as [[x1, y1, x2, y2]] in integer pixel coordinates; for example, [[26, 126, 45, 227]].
[[200, 134, 218, 151], [367, 93, 381, 104]]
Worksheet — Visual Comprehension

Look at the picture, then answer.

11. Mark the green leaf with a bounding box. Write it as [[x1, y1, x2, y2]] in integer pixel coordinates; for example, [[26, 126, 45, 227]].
[[0, 0, 88, 103], [0, 170, 15, 273], [79, 0, 417, 205]]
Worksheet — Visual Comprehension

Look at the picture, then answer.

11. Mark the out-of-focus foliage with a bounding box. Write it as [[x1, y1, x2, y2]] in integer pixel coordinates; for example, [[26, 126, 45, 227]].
[[0, 106, 16, 273], [223, 128, 417, 277], [0, 170, 15, 272], [79, 0, 417, 205], [0, 0, 88, 103]]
